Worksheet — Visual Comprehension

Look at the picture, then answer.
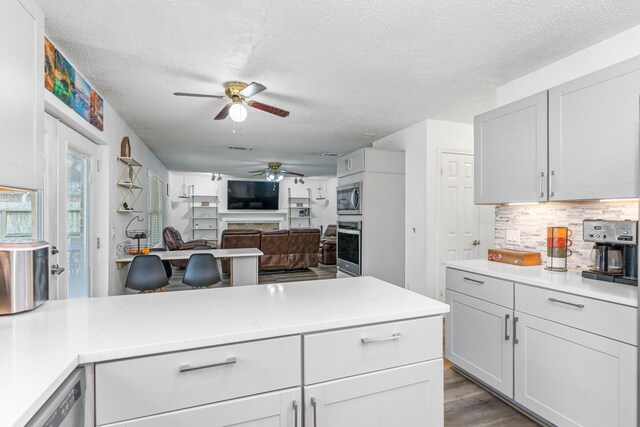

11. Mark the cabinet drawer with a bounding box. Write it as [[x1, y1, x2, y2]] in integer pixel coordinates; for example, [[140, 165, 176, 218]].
[[515, 284, 637, 345], [303, 317, 441, 385], [446, 268, 514, 308], [96, 336, 301, 425]]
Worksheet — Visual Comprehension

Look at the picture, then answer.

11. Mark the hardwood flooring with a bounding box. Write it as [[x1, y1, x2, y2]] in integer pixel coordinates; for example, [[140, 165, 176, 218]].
[[444, 359, 540, 426]]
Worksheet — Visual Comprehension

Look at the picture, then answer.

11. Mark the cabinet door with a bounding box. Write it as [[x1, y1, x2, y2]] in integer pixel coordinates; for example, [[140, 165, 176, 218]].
[[445, 290, 513, 397], [109, 388, 301, 427], [474, 91, 548, 204], [514, 312, 637, 427], [0, 0, 44, 190], [304, 360, 443, 427], [549, 57, 640, 200], [336, 149, 364, 178]]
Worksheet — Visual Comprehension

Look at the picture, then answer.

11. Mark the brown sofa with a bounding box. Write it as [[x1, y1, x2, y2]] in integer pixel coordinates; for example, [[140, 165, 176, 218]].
[[318, 224, 336, 265], [219, 228, 321, 273], [163, 226, 213, 268]]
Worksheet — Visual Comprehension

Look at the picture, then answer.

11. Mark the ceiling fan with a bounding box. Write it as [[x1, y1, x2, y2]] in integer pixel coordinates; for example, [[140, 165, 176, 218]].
[[174, 81, 290, 122], [249, 162, 304, 183]]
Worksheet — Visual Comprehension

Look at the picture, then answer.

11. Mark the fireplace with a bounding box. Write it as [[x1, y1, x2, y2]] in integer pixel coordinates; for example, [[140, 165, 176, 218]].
[[227, 222, 279, 231]]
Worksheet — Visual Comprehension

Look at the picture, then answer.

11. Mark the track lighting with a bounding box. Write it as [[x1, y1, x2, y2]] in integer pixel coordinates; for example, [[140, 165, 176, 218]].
[[299, 178, 305, 184], [294, 177, 298, 184]]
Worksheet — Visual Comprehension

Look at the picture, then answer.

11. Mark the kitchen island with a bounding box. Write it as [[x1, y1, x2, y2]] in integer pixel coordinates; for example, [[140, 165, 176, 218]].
[[0, 276, 448, 427]]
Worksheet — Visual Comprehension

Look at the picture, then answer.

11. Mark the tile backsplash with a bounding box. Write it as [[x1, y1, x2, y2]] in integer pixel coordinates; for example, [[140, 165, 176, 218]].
[[494, 201, 638, 271]]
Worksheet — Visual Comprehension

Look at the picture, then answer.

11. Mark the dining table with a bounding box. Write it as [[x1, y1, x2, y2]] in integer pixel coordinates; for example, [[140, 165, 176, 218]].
[[115, 248, 263, 286]]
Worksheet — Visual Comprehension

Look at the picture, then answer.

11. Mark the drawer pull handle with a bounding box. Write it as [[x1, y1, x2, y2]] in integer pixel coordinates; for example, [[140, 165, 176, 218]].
[[513, 316, 519, 344], [463, 277, 484, 284], [293, 400, 299, 427], [361, 332, 404, 344], [311, 397, 318, 427], [504, 314, 510, 341], [179, 356, 237, 373], [548, 297, 584, 309]]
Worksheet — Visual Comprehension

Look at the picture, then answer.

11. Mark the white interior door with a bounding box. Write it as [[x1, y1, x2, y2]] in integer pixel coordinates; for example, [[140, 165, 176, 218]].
[[437, 152, 479, 300], [44, 117, 98, 299]]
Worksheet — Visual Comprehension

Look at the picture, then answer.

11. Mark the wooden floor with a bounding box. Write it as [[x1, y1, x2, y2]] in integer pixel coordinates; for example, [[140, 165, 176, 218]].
[[444, 359, 540, 426]]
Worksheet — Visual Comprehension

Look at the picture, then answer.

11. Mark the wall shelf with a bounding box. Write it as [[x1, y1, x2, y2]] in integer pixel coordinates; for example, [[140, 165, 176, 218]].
[[288, 188, 312, 228], [116, 156, 143, 213], [192, 194, 219, 245]]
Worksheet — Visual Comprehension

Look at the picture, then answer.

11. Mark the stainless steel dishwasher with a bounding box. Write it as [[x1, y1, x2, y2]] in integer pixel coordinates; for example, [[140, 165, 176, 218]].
[[26, 367, 86, 427]]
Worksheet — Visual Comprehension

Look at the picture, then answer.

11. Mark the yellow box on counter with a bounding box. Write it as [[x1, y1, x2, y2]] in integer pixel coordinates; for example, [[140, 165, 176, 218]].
[[488, 248, 541, 266]]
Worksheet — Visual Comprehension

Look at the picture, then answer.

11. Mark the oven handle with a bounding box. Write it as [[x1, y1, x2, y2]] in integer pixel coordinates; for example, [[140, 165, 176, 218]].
[[338, 229, 361, 235]]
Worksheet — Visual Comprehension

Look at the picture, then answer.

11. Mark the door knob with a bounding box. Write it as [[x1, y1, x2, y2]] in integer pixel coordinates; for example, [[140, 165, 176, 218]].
[[50, 264, 65, 275], [50, 245, 59, 255], [472, 240, 481, 246]]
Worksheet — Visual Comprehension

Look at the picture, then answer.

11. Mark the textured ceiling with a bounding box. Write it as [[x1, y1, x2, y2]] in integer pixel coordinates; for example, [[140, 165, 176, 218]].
[[37, 0, 640, 176]]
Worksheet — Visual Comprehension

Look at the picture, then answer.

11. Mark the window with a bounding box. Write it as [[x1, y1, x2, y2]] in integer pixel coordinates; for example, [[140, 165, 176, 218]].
[[147, 170, 164, 247], [0, 187, 38, 238]]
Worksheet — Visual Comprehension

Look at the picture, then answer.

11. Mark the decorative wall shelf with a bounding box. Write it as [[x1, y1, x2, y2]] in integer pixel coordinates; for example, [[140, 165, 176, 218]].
[[288, 188, 312, 228], [116, 157, 143, 213], [192, 194, 219, 245]]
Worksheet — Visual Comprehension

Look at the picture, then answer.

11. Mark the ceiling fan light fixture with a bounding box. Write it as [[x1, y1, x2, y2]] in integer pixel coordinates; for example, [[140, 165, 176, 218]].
[[229, 102, 247, 122], [267, 172, 276, 181], [277, 174, 284, 182]]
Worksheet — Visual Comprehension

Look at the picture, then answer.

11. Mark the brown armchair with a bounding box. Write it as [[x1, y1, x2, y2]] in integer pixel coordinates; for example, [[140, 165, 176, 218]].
[[318, 224, 336, 265], [288, 228, 320, 270], [163, 226, 211, 268]]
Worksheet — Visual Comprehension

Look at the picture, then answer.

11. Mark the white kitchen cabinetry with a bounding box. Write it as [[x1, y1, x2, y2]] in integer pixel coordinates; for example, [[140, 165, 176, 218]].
[[337, 147, 404, 178], [514, 312, 636, 427], [445, 266, 638, 426], [445, 290, 513, 397], [474, 92, 548, 204], [549, 56, 640, 201], [304, 360, 443, 427], [0, 0, 44, 190], [102, 388, 302, 427]]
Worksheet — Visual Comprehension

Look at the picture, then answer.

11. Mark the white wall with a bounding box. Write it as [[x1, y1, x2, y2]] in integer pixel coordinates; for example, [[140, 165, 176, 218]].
[[166, 172, 337, 237], [373, 120, 428, 294], [44, 40, 169, 296], [497, 24, 640, 105]]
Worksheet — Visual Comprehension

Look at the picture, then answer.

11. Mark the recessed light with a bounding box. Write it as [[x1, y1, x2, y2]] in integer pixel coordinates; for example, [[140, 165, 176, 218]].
[[227, 146, 253, 151], [321, 152, 339, 157]]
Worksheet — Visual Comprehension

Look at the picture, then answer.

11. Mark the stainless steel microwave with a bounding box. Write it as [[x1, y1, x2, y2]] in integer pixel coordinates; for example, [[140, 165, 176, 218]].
[[337, 182, 361, 215]]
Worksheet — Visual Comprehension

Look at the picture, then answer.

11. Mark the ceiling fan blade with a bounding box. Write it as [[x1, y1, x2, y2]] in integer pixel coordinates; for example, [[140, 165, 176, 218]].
[[250, 173, 264, 177], [246, 100, 290, 118], [282, 171, 304, 177], [239, 82, 267, 98], [214, 104, 232, 120], [174, 92, 227, 99], [248, 169, 265, 174]]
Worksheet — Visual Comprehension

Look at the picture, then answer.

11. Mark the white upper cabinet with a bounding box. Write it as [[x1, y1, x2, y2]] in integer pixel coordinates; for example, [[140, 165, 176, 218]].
[[548, 57, 640, 201], [474, 92, 548, 204], [0, 0, 44, 190]]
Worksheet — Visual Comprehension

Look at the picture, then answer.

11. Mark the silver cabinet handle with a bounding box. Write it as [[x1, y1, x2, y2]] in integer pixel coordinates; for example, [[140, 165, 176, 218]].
[[292, 400, 299, 427], [472, 240, 481, 246], [311, 397, 318, 427], [548, 297, 584, 308], [550, 170, 556, 197], [179, 356, 237, 373], [361, 332, 404, 344], [504, 314, 510, 341], [463, 277, 484, 284], [50, 245, 59, 255], [513, 316, 519, 344], [539, 171, 545, 198], [50, 264, 65, 275]]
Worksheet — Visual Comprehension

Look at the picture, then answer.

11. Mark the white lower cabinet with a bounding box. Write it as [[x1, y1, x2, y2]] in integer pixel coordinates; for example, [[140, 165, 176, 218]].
[[304, 360, 443, 427], [514, 312, 637, 427], [103, 388, 301, 427], [445, 290, 513, 397]]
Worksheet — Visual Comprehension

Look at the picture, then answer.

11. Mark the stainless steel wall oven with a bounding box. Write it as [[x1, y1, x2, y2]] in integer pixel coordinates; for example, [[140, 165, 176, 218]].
[[337, 220, 361, 276]]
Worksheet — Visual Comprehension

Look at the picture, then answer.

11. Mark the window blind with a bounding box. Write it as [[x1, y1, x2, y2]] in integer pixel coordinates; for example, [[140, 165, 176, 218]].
[[147, 170, 164, 247]]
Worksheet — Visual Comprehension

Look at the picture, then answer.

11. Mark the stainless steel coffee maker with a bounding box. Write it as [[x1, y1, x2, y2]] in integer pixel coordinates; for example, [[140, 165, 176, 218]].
[[582, 220, 638, 286]]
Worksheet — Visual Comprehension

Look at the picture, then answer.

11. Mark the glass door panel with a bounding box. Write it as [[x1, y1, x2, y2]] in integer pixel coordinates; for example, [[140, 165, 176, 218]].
[[67, 149, 89, 298]]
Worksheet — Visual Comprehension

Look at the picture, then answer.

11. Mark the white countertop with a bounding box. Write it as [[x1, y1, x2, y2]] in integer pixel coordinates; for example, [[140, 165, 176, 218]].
[[443, 260, 638, 307], [0, 277, 448, 427]]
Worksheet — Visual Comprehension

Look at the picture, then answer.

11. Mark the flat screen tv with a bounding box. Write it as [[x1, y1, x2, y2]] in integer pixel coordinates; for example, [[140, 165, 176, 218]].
[[227, 181, 280, 210]]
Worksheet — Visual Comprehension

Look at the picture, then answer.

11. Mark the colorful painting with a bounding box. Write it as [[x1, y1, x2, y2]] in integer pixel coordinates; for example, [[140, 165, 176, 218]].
[[90, 89, 104, 131], [44, 38, 55, 92], [73, 74, 91, 121], [44, 38, 104, 131]]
